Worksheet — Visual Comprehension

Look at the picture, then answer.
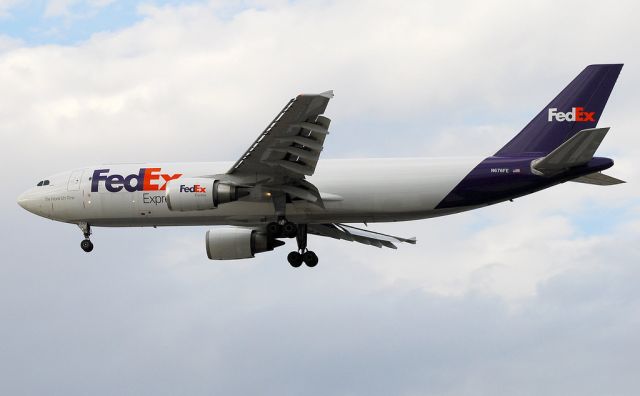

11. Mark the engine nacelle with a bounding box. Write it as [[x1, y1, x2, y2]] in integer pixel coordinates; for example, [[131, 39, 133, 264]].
[[205, 227, 284, 260], [165, 178, 249, 211]]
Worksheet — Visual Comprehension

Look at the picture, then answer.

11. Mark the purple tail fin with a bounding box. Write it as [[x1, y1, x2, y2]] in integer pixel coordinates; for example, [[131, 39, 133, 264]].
[[495, 64, 623, 157]]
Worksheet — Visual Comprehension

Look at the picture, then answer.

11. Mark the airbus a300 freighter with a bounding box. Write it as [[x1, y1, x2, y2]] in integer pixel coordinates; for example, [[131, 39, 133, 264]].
[[18, 64, 625, 267]]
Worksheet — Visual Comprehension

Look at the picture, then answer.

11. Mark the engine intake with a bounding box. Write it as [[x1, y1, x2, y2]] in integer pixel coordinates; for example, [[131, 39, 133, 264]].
[[206, 227, 284, 260], [165, 178, 249, 211]]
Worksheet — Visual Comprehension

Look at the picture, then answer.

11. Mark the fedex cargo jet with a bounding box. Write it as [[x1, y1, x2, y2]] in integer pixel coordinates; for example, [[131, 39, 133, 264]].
[[17, 64, 625, 267]]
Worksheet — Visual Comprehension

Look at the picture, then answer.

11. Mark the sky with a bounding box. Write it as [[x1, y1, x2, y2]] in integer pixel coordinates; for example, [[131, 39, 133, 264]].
[[1, 0, 640, 395]]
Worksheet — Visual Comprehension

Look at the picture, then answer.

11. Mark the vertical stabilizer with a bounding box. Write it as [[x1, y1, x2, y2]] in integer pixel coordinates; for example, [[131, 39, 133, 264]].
[[495, 64, 622, 156]]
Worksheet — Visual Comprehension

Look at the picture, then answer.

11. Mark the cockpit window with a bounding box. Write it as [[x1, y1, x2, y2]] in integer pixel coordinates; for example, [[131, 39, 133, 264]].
[[43, 180, 50, 186], [37, 181, 43, 186]]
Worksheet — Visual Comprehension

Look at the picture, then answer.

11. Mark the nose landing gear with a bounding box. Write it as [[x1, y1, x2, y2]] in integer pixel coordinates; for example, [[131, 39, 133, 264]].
[[78, 222, 94, 253], [80, 239, 94, 252]]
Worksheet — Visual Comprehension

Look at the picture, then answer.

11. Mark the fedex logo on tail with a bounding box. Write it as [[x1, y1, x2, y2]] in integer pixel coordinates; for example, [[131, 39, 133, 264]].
[[91, 168, 182, 192], [179, 184, 207, 193], [548, 107, 595, 122]]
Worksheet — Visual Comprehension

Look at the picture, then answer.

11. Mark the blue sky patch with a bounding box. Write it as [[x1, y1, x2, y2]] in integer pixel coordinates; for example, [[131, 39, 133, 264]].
[[0, 0, 209, 45]]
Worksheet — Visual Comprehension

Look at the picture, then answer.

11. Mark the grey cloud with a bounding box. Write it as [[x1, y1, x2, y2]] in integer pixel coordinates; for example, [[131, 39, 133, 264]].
[[2, 218, 639, 395]]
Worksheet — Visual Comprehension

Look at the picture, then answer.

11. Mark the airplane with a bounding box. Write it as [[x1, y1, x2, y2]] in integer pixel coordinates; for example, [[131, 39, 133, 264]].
[[17, 64, 625, 268]]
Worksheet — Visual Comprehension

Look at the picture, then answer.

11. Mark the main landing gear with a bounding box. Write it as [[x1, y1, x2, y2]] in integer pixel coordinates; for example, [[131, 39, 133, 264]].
[[287, 250, 318, 268], [266, 220, 298, 239], [267, 192, 318, 267], [78, 222, 94, 253], [266, 220, 318, 267], [285, 223, 319, 268]]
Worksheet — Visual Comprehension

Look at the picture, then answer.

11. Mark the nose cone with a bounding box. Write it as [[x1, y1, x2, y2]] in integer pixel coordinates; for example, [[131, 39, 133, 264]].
[[17, 191, 33, 212], [17, 191, 27, 208], [17, 189, 48, 217]]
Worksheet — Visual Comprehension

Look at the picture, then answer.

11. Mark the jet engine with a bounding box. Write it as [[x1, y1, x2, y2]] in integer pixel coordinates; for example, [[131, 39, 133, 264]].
[[165, 178, 250, 211], [206, 227, 284, 260]]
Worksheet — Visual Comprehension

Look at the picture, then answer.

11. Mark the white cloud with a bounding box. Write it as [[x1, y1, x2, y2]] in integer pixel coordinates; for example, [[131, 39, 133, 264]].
[[0, 34, 22, 51]]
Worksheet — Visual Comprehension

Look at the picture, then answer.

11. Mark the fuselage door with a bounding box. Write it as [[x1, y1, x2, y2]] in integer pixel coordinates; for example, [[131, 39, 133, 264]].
[[67, 169, 84, 191]]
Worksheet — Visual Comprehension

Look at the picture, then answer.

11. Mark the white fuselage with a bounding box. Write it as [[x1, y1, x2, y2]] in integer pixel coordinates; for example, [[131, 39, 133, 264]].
[[18, 157, 483, 227]]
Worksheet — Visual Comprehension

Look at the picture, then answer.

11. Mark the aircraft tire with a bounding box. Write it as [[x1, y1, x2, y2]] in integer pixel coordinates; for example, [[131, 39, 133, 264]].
[[267, 222, 282, 237], [287, 251, 303, 267], [80, 239, 94, 253], [283, 222, 298, 238], [302, 251, 318, 267]]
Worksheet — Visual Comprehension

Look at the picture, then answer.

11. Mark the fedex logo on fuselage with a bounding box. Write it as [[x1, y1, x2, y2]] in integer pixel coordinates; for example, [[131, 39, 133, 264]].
[[548, 107, 595, 122], [179, 184, 207, 193], [91, 168, 182, 193]]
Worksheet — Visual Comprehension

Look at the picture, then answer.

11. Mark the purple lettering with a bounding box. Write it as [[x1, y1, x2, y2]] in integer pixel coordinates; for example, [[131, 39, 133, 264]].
[[124, 168, 145, 192], [91, 169, 110, 192], [106, 174, 124, 192]]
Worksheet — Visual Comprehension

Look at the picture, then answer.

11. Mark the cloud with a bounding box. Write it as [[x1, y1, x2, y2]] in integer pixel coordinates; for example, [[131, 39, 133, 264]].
[[0, 0, 22, 17], [2, 0, 639, 162], [1, 218, 639, 395], [0, 34, 22, 51], [0, 0, 639, 394], [44, 0, 116, 18]]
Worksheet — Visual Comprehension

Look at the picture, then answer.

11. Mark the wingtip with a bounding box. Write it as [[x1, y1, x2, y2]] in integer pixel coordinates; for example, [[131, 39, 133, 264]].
[[320, 90, 334, 98], [587, 63, 624, 68], [296, 90, 334, 99]]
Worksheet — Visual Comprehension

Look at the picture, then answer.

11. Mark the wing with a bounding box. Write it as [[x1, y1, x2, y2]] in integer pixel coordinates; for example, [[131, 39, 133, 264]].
[[229, 91, 333, 180], [308, 223, 417, 249]]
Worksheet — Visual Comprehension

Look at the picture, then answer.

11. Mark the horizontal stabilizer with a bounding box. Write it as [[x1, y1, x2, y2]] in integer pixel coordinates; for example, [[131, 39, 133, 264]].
[[532, 127, 609, 173], [571, 172, 625, 186]]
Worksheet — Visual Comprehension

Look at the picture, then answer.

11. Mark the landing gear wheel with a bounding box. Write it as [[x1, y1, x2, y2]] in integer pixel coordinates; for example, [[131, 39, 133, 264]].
[[283, 222, 298, 238], [267, 222, 282, 237], [302, 251, 318, 267], [80, 239, 94, 253], [287, 251, 303, 268], [78, 223, 94, 252]]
